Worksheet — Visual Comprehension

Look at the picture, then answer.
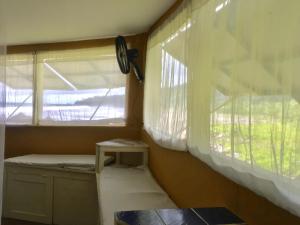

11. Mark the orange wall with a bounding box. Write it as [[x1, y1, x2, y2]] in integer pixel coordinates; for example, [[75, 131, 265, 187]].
[[141, 130, 300, 225], [5, 126, 140, 158]]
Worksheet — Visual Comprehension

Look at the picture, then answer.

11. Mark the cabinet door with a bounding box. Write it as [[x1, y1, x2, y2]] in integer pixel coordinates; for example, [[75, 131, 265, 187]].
[[53, 174, 98, 225], [4, 169, 53, 224]]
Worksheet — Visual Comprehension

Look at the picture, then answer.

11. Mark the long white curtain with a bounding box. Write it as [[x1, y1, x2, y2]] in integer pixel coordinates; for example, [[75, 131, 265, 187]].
[[144, 0, 300, 217], [144, 2, 189, 150]]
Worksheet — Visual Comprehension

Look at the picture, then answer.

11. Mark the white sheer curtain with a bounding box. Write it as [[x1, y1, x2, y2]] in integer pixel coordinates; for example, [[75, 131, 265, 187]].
[[5, 46, 126, 126], [144, 2, 190, 150], [5, 54, 34, 124], [188, 0, 300, 217], [144, 0, 300, 217]]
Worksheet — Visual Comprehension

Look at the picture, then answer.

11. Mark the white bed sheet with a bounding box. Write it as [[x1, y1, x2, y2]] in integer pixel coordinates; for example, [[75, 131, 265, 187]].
[[99, 166, 176, 225]]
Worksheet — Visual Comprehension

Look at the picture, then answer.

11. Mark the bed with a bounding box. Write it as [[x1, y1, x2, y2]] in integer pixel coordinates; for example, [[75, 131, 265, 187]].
[[96, 139, 176, 225]]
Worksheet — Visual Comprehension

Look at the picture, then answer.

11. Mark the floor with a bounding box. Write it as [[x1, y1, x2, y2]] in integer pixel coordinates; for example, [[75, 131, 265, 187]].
[[2, 218, 46, 225]]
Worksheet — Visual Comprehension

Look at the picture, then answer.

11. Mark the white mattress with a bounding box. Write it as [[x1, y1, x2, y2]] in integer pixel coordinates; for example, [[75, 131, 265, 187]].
[[5, 154, 113, 171], [99, 166, 176, 225]]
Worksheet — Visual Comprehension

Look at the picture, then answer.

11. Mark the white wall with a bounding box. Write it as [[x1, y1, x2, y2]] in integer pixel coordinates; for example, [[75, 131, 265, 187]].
[[0, 1, 6, 222]]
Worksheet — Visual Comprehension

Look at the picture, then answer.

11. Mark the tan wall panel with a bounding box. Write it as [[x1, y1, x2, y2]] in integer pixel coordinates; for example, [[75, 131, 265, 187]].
[[5, 126, 140, 158], [141, 130, 300, 225], [235, 185, 300, 225], [125, 34, 147, 129], [7, 35, 142, 54]]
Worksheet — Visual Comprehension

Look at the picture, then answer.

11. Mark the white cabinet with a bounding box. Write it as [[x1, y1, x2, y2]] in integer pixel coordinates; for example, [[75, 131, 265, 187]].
[[3, 164, 98, 225], [4, 167, 53, 224], [53, 174, 98, 225]]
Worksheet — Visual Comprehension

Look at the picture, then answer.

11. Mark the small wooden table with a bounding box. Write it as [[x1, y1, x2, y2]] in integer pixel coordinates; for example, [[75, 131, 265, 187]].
[[95, 139, 149, 173], [115, 207, 246, 225]]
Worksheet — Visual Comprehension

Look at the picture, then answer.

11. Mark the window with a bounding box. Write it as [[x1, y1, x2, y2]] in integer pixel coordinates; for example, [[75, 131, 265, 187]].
[[144, 0, 300, 217], [6, 46, 127, 126]]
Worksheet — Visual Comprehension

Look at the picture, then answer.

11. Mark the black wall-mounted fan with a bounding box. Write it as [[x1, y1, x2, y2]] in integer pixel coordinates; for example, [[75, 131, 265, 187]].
[[115, 36, 143, 82]]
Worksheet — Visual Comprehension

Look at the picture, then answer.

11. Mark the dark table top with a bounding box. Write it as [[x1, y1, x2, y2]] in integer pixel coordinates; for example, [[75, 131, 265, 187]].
[[115, 207, 246, 225]]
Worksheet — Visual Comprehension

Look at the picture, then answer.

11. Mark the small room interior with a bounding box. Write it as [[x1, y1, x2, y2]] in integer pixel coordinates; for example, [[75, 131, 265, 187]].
[[0, 0, 299, 225]]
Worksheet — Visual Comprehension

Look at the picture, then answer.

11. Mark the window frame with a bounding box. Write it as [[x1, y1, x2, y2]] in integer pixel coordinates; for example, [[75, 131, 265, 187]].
[[5, 47, 129, 127]]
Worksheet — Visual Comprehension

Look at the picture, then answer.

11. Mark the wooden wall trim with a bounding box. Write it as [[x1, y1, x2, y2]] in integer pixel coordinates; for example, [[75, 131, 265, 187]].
[[125, 33, 147, 128], [7, 34, 145, 54], [148, 0, 184, 35]]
